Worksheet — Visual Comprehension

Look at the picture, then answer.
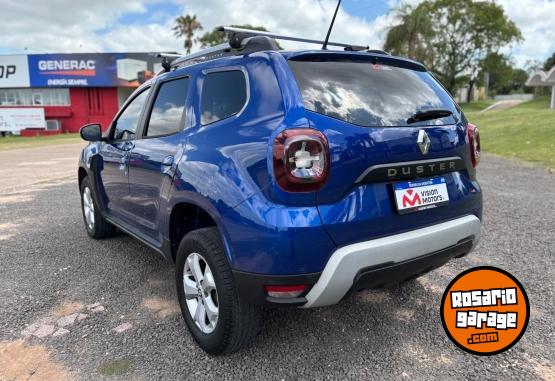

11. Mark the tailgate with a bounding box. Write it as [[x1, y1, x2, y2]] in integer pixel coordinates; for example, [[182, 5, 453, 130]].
[[310, 111, 481, 246], [287, 55, 482, 246]]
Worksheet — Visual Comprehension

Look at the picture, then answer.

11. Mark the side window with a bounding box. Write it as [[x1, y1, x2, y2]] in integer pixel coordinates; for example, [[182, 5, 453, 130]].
[[113, 89, 150, 140], [145, 77, 189, 137], [201, 71, 247, 125]]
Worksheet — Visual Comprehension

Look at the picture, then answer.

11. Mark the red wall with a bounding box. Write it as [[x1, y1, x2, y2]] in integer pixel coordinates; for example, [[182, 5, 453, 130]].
[[61, 87, 119, 133], [9, 87, 119, 136]]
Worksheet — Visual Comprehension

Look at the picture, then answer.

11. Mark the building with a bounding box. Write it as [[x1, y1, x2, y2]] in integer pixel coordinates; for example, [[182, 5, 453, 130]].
[[0, 53, 166, 135], [526, 66, 555, 109]]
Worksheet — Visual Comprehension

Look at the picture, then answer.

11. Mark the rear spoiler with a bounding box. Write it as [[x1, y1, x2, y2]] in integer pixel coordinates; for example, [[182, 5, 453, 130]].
[[285, 51, 427, 72]]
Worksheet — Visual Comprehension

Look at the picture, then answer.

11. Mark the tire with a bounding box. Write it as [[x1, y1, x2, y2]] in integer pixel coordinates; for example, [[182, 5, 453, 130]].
[[175, 227, 261, 355], [79, 177, 117, 239]]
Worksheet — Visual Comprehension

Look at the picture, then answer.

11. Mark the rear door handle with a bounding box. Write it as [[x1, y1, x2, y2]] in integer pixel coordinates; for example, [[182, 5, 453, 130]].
[[121, 141, 135, 151], [161, 155, 174, 174], [161, 156, 174, 166]]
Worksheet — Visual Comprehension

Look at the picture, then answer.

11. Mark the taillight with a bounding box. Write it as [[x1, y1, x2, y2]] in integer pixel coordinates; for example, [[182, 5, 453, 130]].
[[467, 123, 481, 167], [273, 128, 329, 192], [265, 285, 308, 298]]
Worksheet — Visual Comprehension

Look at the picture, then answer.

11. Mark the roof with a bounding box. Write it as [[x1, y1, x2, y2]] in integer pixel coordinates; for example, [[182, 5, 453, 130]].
[[526, 67, 555, 86], [162, 27, 428, 74]]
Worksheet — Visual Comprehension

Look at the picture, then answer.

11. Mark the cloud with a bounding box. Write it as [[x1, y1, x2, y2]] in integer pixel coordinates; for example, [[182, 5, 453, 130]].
[[0, 0, 395, 53], [100, 22, 181, 52], [0, 0, 180, 53], [0, 0, 552, 67], [384, 0, 555, 67], [497, 0, 555, 66], [182, 0, 400, 51]]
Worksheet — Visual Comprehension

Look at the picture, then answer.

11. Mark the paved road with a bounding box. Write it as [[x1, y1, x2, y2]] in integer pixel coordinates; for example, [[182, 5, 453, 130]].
[[0, 143, 553, 380], [0, 142, 86, 194]]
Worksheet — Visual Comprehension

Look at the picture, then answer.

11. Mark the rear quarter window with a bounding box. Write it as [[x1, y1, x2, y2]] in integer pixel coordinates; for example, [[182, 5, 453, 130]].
[[201, 70, 247, 125], [288, 59, 458, 127]]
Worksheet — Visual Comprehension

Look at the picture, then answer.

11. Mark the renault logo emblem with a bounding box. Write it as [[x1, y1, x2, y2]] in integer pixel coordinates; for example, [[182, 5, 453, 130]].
[[417, 130, 431, 155]]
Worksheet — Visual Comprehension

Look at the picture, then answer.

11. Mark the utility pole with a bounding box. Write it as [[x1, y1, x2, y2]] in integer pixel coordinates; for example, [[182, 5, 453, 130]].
[[484, 72, 490, 99]]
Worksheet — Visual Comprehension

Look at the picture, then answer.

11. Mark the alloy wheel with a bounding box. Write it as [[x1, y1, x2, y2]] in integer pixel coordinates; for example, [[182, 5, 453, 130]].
[[82, 187, 95, 230], [183, 252, 219, 334]]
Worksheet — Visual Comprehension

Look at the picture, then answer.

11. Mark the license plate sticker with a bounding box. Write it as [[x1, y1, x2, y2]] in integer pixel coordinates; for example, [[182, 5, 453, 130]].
[[393, 177, 449, 214]]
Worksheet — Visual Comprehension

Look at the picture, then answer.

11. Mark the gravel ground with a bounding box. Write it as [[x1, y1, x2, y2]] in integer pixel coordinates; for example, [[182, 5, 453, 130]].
[[0, 144, 553, 380]]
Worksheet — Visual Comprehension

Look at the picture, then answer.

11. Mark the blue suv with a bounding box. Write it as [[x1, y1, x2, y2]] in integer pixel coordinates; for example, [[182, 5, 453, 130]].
[[78, 31, 482, 354]]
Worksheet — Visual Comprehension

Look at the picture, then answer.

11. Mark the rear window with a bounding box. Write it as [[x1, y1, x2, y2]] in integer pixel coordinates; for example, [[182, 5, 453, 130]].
[[288, 59, 458, 127]]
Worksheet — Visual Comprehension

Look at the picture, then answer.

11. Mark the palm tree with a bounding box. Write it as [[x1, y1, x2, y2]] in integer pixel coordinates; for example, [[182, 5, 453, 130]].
[[173, 15, 203, 54], [383, 3, 434, 66]]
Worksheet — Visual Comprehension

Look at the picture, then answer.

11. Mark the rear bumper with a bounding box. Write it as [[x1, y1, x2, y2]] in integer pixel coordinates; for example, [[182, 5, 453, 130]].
[[232, 271, 320, 306], [349, 237, 472, 291], [232, 215, 480, 307], [302, 215, 481, 308]]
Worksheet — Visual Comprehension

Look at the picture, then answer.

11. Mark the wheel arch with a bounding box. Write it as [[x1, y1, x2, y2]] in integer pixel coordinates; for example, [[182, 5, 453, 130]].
[[78, 166, 88, 187], [168, 200, 232, 265]]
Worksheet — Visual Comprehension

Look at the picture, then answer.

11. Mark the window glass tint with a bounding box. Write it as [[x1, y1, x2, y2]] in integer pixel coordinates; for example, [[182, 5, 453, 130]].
[[146, 77, 189, 137], [201, 71, 247, 125], [113, 89, 149, 140], [288, 60, 458, 127]]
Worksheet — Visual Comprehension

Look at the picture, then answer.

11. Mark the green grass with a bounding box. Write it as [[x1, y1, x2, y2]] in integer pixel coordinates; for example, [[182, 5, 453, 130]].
[[460, 99, 496, 113], [0, 133, 82, 150], [462, 97, 555, 168], [97, 359, 133, 377]]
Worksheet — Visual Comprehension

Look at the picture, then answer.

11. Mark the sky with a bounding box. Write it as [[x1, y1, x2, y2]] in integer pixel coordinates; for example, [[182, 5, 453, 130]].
[[0, 0, 553, 68]]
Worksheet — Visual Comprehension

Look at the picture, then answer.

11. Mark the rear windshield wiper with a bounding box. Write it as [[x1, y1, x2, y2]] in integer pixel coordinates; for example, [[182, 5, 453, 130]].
[[407, 109, 452, 124]]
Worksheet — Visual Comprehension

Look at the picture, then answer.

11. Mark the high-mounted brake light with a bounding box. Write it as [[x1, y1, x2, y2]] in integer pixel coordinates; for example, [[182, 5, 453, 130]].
[[273, 129, 329, 192], [265, 285, 308, 299], [467, 123, 481, 168]]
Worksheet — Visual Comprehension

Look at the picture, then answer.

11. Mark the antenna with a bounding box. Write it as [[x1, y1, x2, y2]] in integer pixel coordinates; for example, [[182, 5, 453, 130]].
[[322, 0, 342, 50]]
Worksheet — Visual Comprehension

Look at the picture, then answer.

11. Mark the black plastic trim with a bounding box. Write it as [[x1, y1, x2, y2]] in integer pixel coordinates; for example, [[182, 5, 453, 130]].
[[232, 270, 321, 306], [103, 214, 168, 258], [348, 237, 474, 294], [355, 156, 466, 183]]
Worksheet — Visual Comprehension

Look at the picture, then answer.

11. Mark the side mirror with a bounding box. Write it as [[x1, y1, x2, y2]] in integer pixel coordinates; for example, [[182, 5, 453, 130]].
[[80, 123, 102, 142]]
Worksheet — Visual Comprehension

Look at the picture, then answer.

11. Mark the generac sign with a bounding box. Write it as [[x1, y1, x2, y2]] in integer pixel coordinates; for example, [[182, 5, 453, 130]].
[[37, 60, 96, 76]]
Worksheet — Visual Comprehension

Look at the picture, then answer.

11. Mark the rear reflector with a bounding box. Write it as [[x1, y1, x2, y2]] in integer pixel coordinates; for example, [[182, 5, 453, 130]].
[[467, 123, 481, 167], [265, 284, 308, 298]]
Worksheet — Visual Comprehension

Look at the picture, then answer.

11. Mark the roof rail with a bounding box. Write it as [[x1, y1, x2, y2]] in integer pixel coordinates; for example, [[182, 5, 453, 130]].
[[156, 26, 370, 74], [167, 35, 280, 70], [156, 53, 184, 72], [169, 43, 232, 68], [367, 49, 390, 55]]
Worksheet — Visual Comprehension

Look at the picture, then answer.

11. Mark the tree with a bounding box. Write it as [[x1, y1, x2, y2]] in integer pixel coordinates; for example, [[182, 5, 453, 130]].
[[383, 0, 522, 99], [173, 15, 203, 54], [511, 69, 530, 93], [383, 3, 435, 67], [199, 25, 271, 48], [478, 52, 513, 96], [477, 53, 529, 95], [543, 52, 555, 71]]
